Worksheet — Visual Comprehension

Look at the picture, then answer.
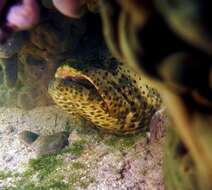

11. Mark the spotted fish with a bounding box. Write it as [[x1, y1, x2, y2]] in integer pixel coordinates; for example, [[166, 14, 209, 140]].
[[48, 60, 162, 134]]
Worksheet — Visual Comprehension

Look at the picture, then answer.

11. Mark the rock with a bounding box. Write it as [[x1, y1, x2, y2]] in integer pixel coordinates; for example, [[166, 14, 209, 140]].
[[0, 32, 26, 59], [149, 108, 168, 142], [19, 130, 69, 157], [18, 130, 39, 145], [0, 55, 18, 88], [68, 130, 83, 144], [0, 106, 165, 189], [0, 11, 96, 110], [32, 132, 69, 157]]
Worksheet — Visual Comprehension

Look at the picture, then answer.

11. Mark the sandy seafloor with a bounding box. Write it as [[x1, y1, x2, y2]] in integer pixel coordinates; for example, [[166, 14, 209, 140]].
[[0, 106, 164, 190]]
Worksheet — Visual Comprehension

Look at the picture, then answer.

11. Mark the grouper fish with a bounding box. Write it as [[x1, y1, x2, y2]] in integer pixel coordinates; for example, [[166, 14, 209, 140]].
[[48, 59, 162, 134]]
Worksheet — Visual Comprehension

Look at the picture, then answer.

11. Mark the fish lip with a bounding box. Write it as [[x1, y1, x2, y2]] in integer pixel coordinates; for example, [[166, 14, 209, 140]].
[[50, 72, 99, 96], [54, 65, 97, 91], [59, 75, 87, 82], [56, 74, 95, 90]]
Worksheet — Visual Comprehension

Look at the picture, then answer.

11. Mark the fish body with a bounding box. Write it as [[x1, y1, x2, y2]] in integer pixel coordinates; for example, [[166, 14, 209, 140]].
[[48, 59, 161, 134]]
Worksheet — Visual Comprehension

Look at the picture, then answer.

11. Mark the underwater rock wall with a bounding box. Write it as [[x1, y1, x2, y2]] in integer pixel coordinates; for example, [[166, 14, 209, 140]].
[[0, 7, 104, 110]]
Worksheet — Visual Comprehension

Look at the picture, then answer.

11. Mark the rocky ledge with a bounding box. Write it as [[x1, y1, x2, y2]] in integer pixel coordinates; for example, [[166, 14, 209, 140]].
[[0, 106, 165, 190]]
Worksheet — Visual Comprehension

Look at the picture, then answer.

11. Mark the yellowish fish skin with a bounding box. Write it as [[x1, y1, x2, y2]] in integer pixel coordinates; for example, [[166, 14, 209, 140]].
[[48, 61, 162, 134]]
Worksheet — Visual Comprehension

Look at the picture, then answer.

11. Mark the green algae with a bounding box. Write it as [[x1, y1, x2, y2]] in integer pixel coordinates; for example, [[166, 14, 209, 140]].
[[26, 155, 63, 180], [104, 133, 145, 150], [71, 161, 86, 170], [0, 171, 14, 180], [3, 180, 69, 190], [66, 140, 87, 157], [1, 152, 92, 190], [64, 121, 73, 133], [1, 153, 65, 190], [67, 171, 95, 190]]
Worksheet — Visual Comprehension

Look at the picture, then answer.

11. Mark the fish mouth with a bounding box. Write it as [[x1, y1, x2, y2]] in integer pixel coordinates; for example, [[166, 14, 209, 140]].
[[48, 75, 99, 97], [54, 65, 97, 91], [62, 75, 97, 91]]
